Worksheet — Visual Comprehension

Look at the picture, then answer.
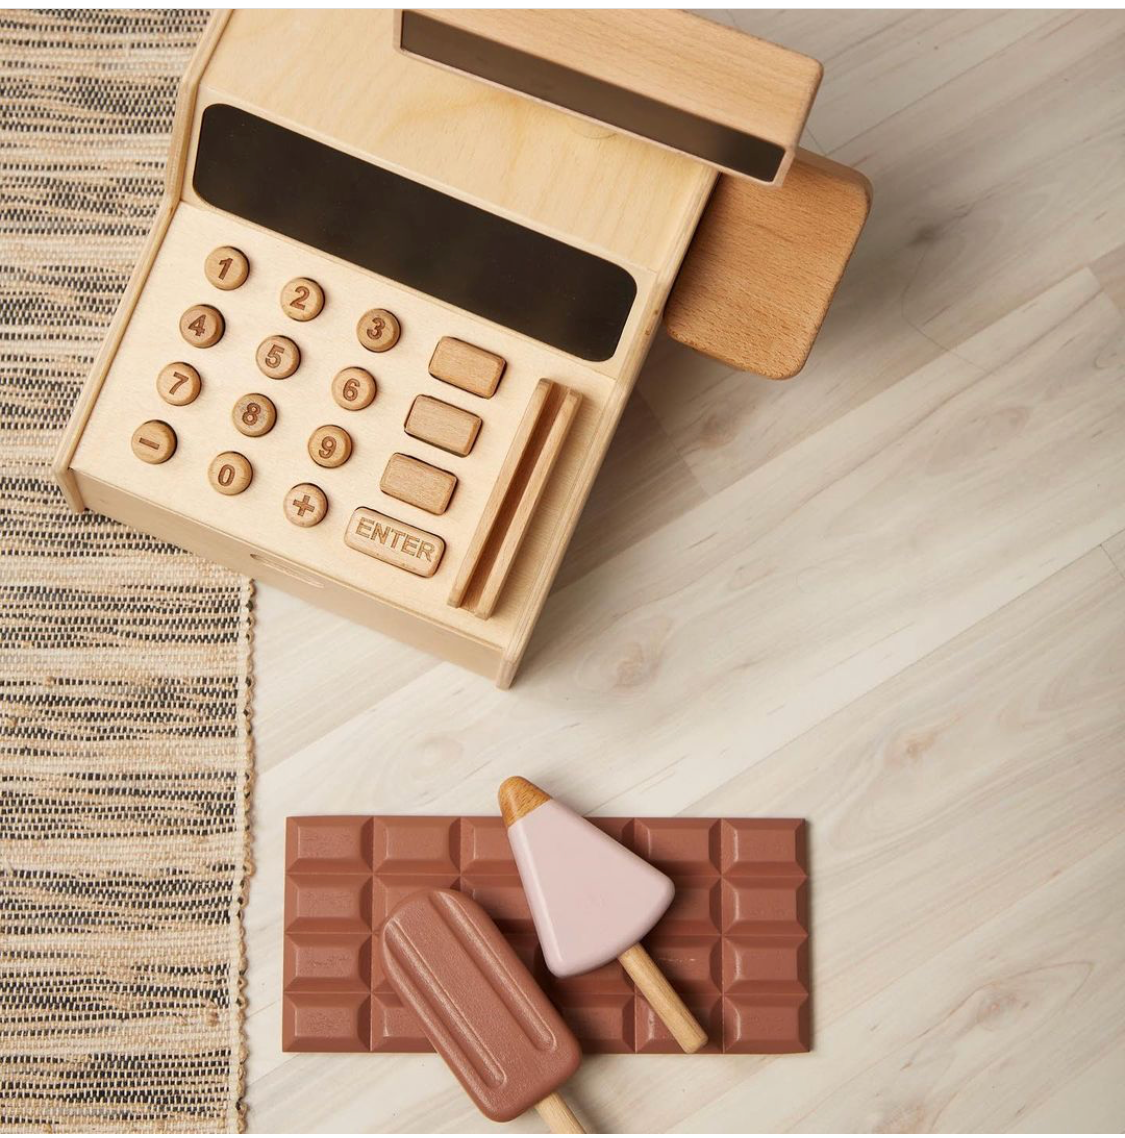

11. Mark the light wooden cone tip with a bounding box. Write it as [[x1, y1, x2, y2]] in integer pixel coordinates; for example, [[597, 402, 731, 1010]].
[[498, 776, 551, 827]]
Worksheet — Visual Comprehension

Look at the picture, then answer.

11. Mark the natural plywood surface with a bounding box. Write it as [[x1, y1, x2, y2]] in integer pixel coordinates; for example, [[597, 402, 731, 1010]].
[[69, 204, 627, 662], [399, 9, 821, 184], [192, 10, 713, 276], [404, 395, 482, 457], [380, 453, 457, 516], [665, 150, 871, 378], [245, 11, 1125, 1132], [448, 379, 581, 620], [428, 336, 506, 399]]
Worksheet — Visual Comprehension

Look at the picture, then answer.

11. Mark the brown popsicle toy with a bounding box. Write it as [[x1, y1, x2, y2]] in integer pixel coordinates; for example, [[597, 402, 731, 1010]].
[[381, 888, 585, 1133], [500, 777, 709, 1054]]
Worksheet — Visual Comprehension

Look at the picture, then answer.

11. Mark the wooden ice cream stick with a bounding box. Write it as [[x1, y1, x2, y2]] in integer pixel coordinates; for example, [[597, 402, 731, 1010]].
[[536, 1092, 585, 1133], [618, 943, 707, 1053], [500, 776, 708, 1054]]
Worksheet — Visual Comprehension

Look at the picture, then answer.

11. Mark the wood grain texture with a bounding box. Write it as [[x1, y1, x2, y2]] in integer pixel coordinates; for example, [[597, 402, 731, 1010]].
[[428, 336, 506, 399], [399, 9, 821, 184], [448, 380, 581, 623], [534, 1092, 585, 1135], [191, 10, 713, 276], [58, 6, 713, 687], [498, 775, 550, 826], [664, 150, 872, 378], [380, 453, 457, 516], [404, 395, 482, 457], [617, 943, 708, 1055], [245, 11, 1125, 1132]]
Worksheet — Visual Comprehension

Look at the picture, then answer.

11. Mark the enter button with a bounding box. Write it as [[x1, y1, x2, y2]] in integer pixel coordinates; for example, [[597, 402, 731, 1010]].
[[344, 508, 445, 578]]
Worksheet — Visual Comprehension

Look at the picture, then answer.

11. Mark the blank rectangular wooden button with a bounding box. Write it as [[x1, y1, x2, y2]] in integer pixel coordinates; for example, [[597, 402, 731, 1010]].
[[344, 508, 445, 577], [381, 453, 457, 515], [428, 337, 506, 398], [404, 395, 482, 456]]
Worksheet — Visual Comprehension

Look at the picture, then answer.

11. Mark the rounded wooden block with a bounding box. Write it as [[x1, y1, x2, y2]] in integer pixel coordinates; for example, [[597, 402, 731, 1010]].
[[208, 451, 253, 495], [130, 420, 177, 464], [331, 367, 377, 411], [280, 277, 325, 321], [232, 392, 277, 438], [179, 304, 224, 348], [156, 362, 201, 407], [356, 308, 400, 353], [308, 424, 352, 468], [284, 482, 328, 528], [256, 335, 300, 379], [204, 245, 249, 290]]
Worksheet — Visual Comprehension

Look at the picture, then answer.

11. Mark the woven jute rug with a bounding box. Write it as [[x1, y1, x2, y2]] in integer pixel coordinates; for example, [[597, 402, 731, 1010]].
[[0, 10, 252, 1132]]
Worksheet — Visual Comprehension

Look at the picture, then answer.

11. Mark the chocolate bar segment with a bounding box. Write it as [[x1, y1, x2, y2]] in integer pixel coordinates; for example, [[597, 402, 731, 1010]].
[[283, 815, 810, 1054]]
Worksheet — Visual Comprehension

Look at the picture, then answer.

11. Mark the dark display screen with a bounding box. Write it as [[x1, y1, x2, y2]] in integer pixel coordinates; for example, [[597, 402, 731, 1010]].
[[192, 103, 636, 361]]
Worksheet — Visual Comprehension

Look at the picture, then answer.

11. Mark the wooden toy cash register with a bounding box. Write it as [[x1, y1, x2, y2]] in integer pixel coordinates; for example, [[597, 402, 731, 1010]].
[[53, 10, 870, 687]]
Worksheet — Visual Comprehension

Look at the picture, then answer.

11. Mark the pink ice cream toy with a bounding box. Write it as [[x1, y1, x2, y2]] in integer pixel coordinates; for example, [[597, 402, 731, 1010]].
[[499, 776, 708, 1054]]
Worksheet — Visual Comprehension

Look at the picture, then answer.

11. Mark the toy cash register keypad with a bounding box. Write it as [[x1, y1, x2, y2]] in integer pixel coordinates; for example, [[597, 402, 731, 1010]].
[[79, 202, 605, 638], [144, 239, 507, 567]]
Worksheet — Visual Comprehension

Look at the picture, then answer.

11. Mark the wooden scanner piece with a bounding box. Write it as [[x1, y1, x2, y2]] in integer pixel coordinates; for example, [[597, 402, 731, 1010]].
[[395, 9, 822, 186], [665, 151, 872, 379], [450, 380, 581, 620]]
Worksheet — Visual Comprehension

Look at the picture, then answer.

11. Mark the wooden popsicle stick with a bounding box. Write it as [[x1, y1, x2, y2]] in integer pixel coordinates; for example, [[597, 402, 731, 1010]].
[[535, 1092, 585, 1134], [618, 943, 708, 1054]]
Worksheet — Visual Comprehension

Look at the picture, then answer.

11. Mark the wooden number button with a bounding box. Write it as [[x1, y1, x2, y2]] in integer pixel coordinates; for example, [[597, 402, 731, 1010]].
[[179, 304, 224, 348], [345, 507, 445, 577], [204, 246, 249, 290], [331, 367, 376, 411], [208, 451, 253, 495], [232, 393, 277, 437], [428, 337, 505, 398], [284, 483, 328, 528], [156, 362, 201, 406], [405, 395, 482, 456], [381, 453, 457, 515], [308, 424, 352, 468], [256, 335, 300, 379], [130, 420, 176, 464], [356, 308, 400, 353], [280, 277, 324, 321]]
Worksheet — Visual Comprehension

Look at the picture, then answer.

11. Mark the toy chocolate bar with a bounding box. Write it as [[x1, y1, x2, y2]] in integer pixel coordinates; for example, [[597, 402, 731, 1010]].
[[284, 814, 810, 1054]]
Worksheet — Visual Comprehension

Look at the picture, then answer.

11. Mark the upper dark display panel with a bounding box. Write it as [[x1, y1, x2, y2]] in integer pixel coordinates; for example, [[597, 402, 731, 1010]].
[[192, 103, 637, 362]]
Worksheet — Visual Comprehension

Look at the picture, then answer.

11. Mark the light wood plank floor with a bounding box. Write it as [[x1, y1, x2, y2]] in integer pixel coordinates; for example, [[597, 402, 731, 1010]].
[[244, 11, 1125, 1132]]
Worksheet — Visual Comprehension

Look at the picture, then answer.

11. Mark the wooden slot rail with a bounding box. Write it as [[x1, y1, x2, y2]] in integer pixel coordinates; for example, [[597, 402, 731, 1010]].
[[449, 379, 581, 619]]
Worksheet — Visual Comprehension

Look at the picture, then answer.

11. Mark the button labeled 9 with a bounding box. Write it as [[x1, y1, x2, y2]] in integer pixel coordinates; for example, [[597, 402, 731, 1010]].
[[308, 424, 352, 468]]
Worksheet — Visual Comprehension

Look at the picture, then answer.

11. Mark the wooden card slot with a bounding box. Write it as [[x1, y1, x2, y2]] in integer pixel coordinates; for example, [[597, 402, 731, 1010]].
[[449, 379, 581, 619]]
